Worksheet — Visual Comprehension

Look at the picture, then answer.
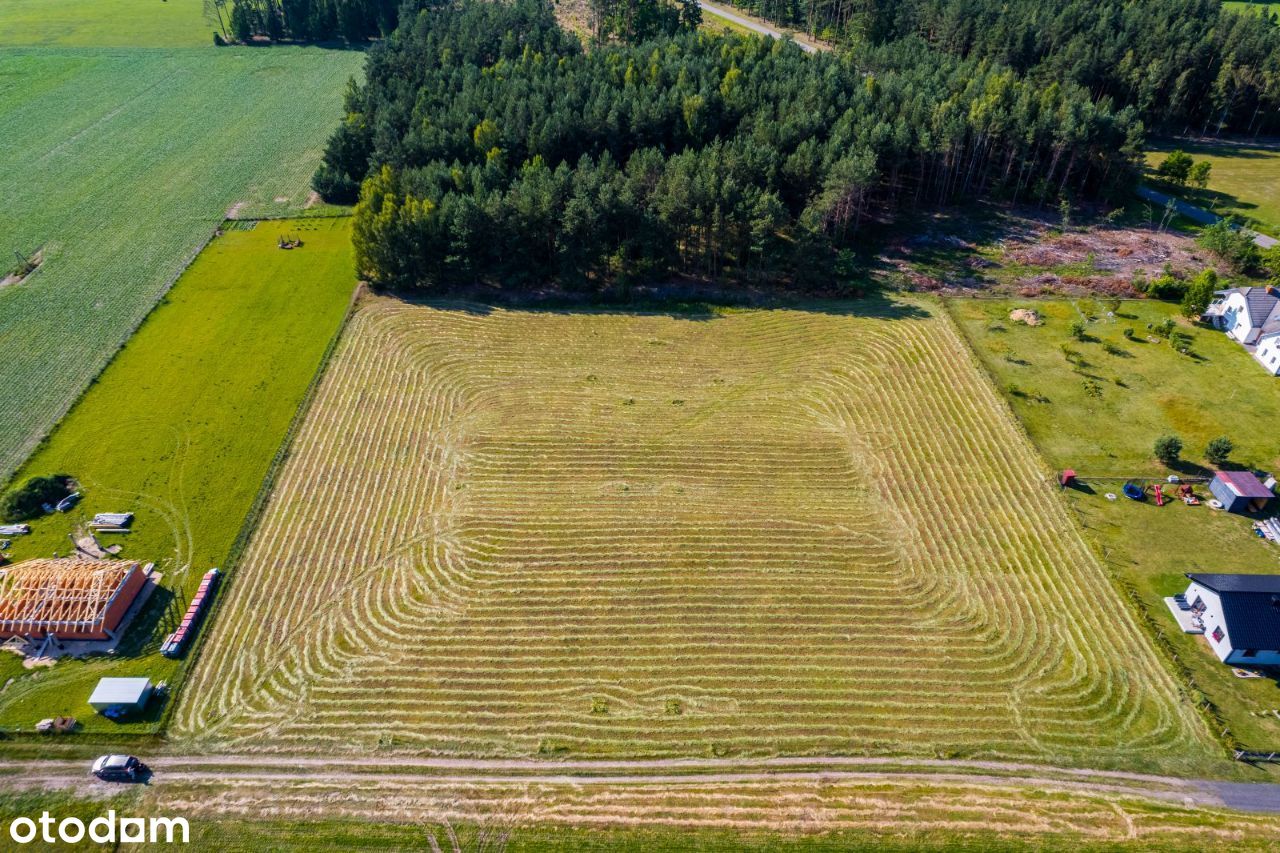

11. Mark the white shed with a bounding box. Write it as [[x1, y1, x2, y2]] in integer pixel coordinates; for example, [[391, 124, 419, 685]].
[[87, 677, 153, 714]]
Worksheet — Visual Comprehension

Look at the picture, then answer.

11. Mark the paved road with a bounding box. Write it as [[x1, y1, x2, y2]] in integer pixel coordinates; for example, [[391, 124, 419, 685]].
[[1137, 185, 1277, 249], [698, 0, 821, 53]]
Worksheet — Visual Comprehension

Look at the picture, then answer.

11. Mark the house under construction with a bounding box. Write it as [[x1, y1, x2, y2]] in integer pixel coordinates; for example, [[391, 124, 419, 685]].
[[0, 558, 148, 641]]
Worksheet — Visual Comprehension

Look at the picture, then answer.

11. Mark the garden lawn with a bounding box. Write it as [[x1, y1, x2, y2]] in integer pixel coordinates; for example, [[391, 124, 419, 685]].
[[0, 218, 355, 734], [949, 296, 1280, 749], [0, 45, 363, 484], [0, 0, 213, 47], [1145, 138, 1280, 234]]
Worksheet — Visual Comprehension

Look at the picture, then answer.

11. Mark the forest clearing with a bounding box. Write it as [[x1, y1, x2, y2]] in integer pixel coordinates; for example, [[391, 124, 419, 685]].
[[175, 296, 1217, 773]]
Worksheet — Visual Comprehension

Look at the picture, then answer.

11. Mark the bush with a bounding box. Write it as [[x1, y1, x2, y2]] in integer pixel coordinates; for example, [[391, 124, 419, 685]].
[[1153, 434, 1183, 465], [1205, 436, 1234, 467], [1198, 218, 1259, 273], [1146, 273, 1187, 301], [1068, 319, 1087, 340], [1, 474, 72, 522], [1123, 327, 1136, 340], [1180, 268, 1219, 317], [1156, 150, 1194, 185]]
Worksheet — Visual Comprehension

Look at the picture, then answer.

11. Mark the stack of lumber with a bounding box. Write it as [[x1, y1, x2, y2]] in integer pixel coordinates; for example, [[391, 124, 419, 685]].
[[160, 568, 220, 658]]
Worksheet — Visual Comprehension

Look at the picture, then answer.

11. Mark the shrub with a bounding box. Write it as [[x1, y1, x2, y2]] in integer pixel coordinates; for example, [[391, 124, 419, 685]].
[[1205, 436, 1234, 467], [1146, 273, 1187, 301], [1068, 319, 1087, 340], [1082, 379, 1102, 398], [1102, 341, 1125, 356], [1123, 327, 1136, 340], [1153, 434, 1183, 465], [1, 474, 72, 522], [1180, 268, 1219, 317], [1198, 218, 1259, 273], [1156, 150, 1194, 185]]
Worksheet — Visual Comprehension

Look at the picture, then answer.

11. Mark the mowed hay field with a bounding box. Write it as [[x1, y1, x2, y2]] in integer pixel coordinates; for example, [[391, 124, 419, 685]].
[[0, 219, 355, 733], [177, 296, 1218, 770], [0, 45, 363, 482]]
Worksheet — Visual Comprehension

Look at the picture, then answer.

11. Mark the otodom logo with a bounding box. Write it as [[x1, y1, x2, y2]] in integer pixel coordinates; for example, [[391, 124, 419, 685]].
[[8, 811, 189, 844]]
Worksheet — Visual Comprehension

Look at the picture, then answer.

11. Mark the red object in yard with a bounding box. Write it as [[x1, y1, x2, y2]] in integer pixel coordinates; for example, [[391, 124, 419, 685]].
[[1060, 469, 1076, 488], [1154, 484, 1165, 506]]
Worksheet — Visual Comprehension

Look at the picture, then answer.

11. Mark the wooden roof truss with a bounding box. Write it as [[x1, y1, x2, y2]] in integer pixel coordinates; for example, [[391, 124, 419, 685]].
[[0, 559, 138, 635]]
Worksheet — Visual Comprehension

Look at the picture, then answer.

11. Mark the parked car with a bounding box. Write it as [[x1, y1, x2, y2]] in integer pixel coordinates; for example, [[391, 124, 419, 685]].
[[91, 754, 148, 782]]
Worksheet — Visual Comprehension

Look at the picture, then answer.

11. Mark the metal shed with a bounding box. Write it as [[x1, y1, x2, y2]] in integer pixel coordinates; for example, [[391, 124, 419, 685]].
[[88, 677, 152, 714], [1209, 471, 1276, 514]]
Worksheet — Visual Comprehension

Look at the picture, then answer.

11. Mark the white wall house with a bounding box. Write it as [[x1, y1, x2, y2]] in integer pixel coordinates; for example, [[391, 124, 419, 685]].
[[1182, 573, 1280, 667], [1202, 287, 1280, 375]]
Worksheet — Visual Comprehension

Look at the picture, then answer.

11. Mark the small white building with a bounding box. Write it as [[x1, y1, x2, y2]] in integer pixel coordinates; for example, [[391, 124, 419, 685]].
[[87, 676, 153, 714], [1202, 286, 1280, 375], [1176, 573, 1280, 666]]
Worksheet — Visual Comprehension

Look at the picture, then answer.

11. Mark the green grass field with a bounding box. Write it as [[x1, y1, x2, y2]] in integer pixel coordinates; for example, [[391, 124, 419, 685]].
[[0, 0, 213, 47], [0, 45, 363, 484], [949, 297, 1280, 749], [1145, 138, 1280, 234], [175, 296, 1216, 772], [0, 219, 354, 733]]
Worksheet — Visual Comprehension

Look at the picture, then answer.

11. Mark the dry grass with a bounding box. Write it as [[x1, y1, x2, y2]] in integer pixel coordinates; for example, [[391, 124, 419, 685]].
[[174, 295, 1216, 770]]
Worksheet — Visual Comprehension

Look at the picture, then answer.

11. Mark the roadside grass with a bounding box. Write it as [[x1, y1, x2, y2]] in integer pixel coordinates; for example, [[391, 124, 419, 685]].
[[0, 45, 363, 484], [0, 0, 213, 48], [948, 297, 1280, 749], [0, 789, 135, 853], [176, 295, 1216, 773], [1224, 1, 1280, 20], [699, 8, 757, 38], [1145, 138, 1280, 235], [0, 219, 355, 734]]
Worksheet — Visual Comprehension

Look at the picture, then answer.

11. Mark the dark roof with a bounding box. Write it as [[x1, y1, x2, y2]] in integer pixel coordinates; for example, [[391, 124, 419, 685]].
[[1244, 287, 1280, 326], [1186, 573, 1280, 649], [1187, 573, 1280, 594], [1212, 470, 1275, 500]]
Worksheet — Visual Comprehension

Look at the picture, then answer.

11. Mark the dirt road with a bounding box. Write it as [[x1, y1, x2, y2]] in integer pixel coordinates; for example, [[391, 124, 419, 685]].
[[6, 753, 1280, 813], [698, 0, 823, 52]]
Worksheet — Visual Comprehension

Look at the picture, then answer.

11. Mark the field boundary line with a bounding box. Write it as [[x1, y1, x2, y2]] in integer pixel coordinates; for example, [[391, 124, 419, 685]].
[[159, 277, 366, 735], [0, 228, 217, 488], [939, 295, 1237, 758]]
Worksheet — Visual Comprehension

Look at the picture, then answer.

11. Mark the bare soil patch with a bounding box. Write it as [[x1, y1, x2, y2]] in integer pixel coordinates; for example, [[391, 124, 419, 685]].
[[882, 206, 1213, 297]]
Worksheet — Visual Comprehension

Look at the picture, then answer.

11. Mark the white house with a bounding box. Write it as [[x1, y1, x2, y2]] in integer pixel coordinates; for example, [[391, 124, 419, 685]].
[[1174, 573, 1280, 666], [1202, 286, 1280, 375]]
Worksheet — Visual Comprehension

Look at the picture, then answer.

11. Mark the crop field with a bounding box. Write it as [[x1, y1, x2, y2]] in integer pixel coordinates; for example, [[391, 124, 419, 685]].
[[949, 297, 1280, 749], [0, 0, 212, 47], [0, 218, 355, 732], [1145, 137, 1280, 233], [0, 45, 363, 484], [176, 296, 1216, 770]]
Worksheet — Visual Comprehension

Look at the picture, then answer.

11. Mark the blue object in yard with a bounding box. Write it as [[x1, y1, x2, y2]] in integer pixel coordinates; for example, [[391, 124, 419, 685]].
[[1123, 483, 1145, 501]]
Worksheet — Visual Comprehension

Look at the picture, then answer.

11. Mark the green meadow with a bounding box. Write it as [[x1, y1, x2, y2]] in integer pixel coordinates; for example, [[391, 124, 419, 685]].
[[1145, 138, 1280, 234], [0, 218, 355, 733], [949, 297, 1280, 749]]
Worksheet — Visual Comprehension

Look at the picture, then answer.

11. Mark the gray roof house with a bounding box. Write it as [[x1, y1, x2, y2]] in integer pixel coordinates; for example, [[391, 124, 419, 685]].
[[1202, 286, 1280, 374], [1180, 573, 1280, 666]]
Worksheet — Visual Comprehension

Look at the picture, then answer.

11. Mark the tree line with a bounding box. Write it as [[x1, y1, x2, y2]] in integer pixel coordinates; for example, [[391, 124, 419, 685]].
[[317, 0, 1142, 292], [725, 0, 1280, 136], [207, 0, 398, 43]]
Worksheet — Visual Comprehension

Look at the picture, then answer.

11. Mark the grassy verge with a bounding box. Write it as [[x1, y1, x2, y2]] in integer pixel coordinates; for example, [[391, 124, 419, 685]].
[[948, 296, 1280, 750], [0, 218, 355, 735]]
